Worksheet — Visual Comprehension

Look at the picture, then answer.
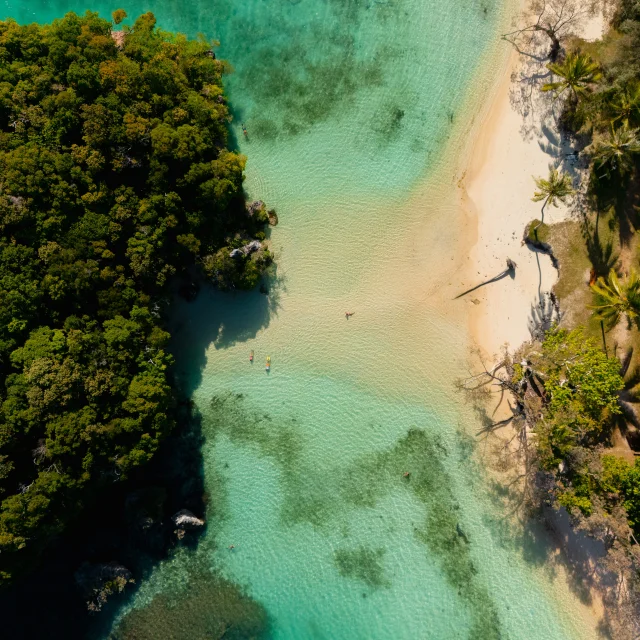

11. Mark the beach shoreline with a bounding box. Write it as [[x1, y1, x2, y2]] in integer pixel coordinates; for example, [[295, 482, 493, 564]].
[[462, 48, 566, 359], [456, 4, 611, 629], [461, 7, 605, 360]]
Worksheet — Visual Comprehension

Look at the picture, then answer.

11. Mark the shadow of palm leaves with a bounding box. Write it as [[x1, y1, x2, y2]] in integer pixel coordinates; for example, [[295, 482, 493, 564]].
[[528, 291, 561, 341], [584, 219, 619, 277]]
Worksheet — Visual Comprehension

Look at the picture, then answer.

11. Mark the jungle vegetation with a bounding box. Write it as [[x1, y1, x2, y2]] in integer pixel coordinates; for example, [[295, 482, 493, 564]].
[[0, 10, 272, 585], [475, 1, 640, 635], [526, 0, 640, 535]]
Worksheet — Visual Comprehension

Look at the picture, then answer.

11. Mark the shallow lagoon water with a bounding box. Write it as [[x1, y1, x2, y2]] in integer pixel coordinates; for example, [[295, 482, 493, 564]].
[[4, 0, 600, 638]]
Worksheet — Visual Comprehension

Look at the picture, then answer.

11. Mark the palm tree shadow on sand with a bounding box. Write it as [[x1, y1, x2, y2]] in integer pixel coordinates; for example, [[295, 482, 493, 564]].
[[454, 260, 517, 300]]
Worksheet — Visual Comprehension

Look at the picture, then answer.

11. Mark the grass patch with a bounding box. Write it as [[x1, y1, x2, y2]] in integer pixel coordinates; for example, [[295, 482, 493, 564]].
[[544, 220, 594, 333], [543, 211, 622, 349], [524, 219, 550, 245]]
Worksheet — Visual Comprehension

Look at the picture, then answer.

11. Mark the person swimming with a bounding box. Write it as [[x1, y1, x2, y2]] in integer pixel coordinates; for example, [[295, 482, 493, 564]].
[[241, 123, 248, 137]]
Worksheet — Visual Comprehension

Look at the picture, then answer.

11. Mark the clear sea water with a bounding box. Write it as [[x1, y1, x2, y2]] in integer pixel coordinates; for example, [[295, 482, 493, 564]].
[[4, 1, 600, 638]]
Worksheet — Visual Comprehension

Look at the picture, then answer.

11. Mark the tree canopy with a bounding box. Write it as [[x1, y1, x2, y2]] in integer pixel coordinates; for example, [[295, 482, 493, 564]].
[[531, 328, 624, 472], [0, 11, 271, 584]]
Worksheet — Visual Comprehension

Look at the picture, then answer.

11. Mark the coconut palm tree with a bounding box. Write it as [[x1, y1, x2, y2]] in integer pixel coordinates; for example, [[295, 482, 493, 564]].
[[531, 167, 574, 232], [591, 269, 640, 330], [542, 53, 602, 101], [607, 82, 640, 128], [590, 123, 640, 178]]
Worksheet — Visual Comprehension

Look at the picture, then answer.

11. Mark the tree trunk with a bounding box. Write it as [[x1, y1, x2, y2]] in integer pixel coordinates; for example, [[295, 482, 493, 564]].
[[601, 320, 608, 357], [547, 31, 561, 62], [536, 25, 561, 62], [533, 199, 548, 235]]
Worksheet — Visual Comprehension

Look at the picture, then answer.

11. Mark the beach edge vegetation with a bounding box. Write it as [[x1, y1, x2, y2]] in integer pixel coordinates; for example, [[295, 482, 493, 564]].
[[470, 1, 640, 636]]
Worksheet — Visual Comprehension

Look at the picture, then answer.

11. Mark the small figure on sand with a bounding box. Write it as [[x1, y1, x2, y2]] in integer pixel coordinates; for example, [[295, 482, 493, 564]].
[[345, 311, 355, 319], [506, 258, 517, 271], [241, 123, 248, 138]]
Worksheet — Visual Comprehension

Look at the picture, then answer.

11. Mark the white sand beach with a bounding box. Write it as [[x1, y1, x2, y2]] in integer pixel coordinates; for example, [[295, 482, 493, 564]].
[[462, 12, 605, 358]]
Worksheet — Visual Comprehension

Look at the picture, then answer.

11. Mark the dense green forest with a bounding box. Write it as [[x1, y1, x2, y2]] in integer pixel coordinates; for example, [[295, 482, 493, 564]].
[[0, 10, 271, 585]]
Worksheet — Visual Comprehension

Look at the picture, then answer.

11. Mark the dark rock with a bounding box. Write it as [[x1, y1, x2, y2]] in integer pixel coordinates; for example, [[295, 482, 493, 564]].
[[456, 522, 470, 544], [231, 241, 262, 259], [178, 280, 199, 301], [246, 200, 265, 216]]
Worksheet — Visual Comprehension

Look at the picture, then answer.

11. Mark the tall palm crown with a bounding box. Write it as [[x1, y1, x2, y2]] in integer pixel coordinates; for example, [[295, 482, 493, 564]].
[[531, 168, 574, 230], [591, 269, 640, 329], [591, 123, 640, 178], [607, 82, 640, 128], [542, 53, 602, 100]]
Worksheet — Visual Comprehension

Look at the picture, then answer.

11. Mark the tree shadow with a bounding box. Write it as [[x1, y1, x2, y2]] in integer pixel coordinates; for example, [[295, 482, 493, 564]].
[[590, 169, 640, 260], [170, 269, 283, 398], [0, 269, 281, 639], [584, 222, 619, 278], [454, 265, 515, 300], [528, 289, 561, 342], [483, 469, 618, 629], [0, 399, 209, 640]]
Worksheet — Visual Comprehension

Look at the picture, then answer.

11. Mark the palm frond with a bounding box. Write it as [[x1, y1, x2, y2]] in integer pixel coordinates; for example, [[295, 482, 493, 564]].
[[532, 168, 574, 206], [590, 269, 640, 329], [544, 53, 602, 101], [590, 123, 640, 178]]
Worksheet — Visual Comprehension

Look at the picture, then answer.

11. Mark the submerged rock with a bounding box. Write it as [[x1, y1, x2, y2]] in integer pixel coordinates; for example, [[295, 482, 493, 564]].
[[456, 522, 470, 544], [75, 561, 134, 612], [171, 509, 205, 530]]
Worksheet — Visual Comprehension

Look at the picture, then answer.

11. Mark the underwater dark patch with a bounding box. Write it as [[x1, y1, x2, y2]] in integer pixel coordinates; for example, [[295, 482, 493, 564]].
[[110, 568, 269, 640], [334, 546, 390, 589], [202, 396, 504, 639]]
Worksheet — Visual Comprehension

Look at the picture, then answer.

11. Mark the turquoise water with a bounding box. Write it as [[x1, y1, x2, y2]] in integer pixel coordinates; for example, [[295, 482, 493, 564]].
[[4, 1, 600, 638]]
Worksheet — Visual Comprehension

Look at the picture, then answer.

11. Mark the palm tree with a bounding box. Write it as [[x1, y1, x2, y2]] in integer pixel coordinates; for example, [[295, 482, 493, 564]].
[[591, 269, 640, 330], [590, 123, 640, 178], [607, 82, 640, 128], [531, 167, 574, 232], [542, 53, 602, 101]]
